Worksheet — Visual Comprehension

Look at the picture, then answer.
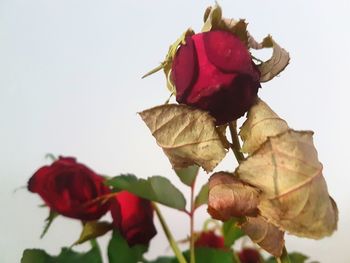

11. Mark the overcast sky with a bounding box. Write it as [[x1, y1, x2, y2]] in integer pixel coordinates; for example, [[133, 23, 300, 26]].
[[1, 0, 350, 262]]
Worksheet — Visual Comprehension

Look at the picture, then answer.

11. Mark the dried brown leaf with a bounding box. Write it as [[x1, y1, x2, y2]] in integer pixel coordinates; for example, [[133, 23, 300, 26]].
[[240, 216, 285, 257], [240, 98, 289, 155], [139, 104, 227, 172], [208, 172, 260, 221], [202, 4, 248, 45], [254, 35, 290, 82], [142, 28, 195, 94], [237, 130, 338, 239]]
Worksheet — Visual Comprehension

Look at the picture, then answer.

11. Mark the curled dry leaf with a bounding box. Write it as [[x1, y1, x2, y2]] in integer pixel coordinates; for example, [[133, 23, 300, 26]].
[[139, 104, 227, 172], [202, 4, 248, 45], [142, 28, 195, 94], [240, 216, 285, 257], [208, 172, 260, 221], [252, 35, 290, 82], [237, 130, 338, 239], [240, 98, 289, 155]]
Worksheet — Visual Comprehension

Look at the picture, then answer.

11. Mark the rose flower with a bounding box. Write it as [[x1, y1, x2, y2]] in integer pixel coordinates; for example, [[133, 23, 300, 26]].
[[238, 248, 262, 263], [28, 157, 111, 221], [172, 30, 260, 125], [194, 230, 225, 249], [110, 191, 157, 246]]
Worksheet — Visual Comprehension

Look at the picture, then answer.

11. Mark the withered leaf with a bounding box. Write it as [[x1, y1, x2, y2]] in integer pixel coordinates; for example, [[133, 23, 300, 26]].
[[202, 4, 248, 45], [208, 172, 260, 221], [139, 104, 227, 172], [142, 28, 195, 94], [73, 221, 113, 245], [240, 98, 289, 155], [237, 130, 338, 239], [240, 216, 285, 257], [254, 35, 290, 82]]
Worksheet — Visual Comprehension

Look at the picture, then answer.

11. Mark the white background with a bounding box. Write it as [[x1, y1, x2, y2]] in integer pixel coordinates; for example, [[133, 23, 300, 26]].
[[1, 0, 349, 262]]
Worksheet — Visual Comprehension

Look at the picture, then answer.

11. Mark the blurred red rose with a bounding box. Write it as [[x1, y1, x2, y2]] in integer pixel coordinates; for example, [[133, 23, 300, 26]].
[[195, 230, 225, 249], [28, 157, 111, 221], [238, 248, 261, 263], [172, 30, 260, 125], [111, 191, 157, 246]]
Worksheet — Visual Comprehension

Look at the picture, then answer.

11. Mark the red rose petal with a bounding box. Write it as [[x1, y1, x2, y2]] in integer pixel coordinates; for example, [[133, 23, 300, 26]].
[[238, 248, 261, 263], [27, 157, 111, 221], [203, 30, 256, 78], [172, 36, 198, 101], [111, 191, 157, 246], [195, 231, 225, 249]]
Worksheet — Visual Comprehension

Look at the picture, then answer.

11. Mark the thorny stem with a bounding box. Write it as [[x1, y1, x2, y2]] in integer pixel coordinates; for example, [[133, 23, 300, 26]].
[[229, 121, 290, 263], [228, 121, 245, 163], [153, 203, 188, 263], [189, 177, 197, 263]]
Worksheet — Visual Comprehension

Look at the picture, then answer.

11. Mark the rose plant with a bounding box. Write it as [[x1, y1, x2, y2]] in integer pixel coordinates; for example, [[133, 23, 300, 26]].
[[21, 3, 337, 263]]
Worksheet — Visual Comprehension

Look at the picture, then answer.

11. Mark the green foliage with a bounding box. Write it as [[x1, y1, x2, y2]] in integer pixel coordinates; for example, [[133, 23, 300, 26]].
[[21, 245, 102, 263], [108, 231, 148, 263], [107, 174, 186, 210], [147, 248, 237, 263], [175, 165, 199, 187], [146, 257, 176, 263], [185, 248, 237, 263], [40, 210, 59, 238], [222, 218, 245, 247], [194, 183, 209, 209], [265, 252, 308, 263]]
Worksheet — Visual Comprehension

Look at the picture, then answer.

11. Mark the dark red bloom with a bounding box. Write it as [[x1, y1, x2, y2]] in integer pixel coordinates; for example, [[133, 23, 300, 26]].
[[28, 157, 111, 221], [195, 230, 225, 249], [238, 248, 261, 263], [172, 30, 260, 125], [110, 191, 157, 246]]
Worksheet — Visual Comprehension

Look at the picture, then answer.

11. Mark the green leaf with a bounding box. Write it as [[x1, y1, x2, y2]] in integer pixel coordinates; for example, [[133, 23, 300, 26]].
[[107, 174, 186, 210], [21, 246, 102, 263], [146, 257, 177, 263], [108, 231, 148, 263], [175, 165, 199, 187], [265, 252, 308, 263], [194, 183, 209, 209], [40, 210, 59, 238], [184, 248, 236, 263], [73, 221, 113, 245], [222, 218, 245, 247]]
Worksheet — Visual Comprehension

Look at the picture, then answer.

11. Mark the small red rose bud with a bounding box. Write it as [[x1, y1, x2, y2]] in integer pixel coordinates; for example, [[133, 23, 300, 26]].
[[194, 230, 225, 249], [110, 191, 157, 246], [28, 157, 111, 221], [238, 248, 261, 263], [172, 30, 260, 125]]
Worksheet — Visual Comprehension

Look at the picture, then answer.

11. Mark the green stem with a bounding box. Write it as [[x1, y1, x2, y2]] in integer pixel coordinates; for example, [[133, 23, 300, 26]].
[[228, 121, 245, 163], [89, 239, 103, 262], [153, 203, 188, 263], [189, 179, 196, 263], [277, 247, 291, 263]]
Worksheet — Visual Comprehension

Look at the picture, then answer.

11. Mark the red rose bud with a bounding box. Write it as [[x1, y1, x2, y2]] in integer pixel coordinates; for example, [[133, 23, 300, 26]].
[[110, 191, 157, 246], [238, 248, 261, 263], [194, 230, 225, 249], [172, 30, 260, 125], [28, 157, 111, 221]]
